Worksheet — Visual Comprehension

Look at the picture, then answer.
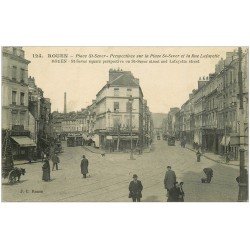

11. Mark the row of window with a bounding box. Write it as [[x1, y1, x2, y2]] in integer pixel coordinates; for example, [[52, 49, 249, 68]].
[[113, 101, 132, 112], [63, 120, 87, 125], [12, 91, 25, 105], [96, 115, 137, 129], [11, 66, 25, 82], [11, 112, 26, 127], [206, 98, 216, 110], [62, 126, 87, 132], [114, 88, 132, 97]]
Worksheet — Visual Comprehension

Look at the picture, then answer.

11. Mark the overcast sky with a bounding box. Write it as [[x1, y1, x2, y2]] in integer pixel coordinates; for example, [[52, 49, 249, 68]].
[[24, 47, 237, 113]]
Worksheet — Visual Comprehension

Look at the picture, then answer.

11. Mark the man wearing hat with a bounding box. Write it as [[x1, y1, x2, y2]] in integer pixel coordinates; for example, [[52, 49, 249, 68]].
[[129, 174, 143, 202], [80, 155, 89, 178], [164, 166, 176, 197]]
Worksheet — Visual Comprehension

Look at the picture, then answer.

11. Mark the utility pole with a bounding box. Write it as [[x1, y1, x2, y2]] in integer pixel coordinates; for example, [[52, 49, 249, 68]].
[[223, 60, 227, 155], [237, 47, 248, 202], [129, 96, 134, 160]]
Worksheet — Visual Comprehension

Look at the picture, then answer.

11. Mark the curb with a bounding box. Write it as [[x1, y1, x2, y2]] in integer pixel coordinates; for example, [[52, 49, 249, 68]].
[[15, 160, 42, 166], [83, 146, 152, 155], [185, 146, 240, 167], [82, 146, 103, 154]]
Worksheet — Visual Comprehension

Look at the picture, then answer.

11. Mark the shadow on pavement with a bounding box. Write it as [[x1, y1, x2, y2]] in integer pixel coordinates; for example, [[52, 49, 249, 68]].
[[180, 163, 239, 202], [143, 195, 161, 202], [2, 179, 28, 186]]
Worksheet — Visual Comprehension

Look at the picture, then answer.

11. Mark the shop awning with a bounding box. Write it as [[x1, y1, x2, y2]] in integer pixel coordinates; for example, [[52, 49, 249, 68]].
[[220, 136, 230, 146], [11, 136, 36, 147]]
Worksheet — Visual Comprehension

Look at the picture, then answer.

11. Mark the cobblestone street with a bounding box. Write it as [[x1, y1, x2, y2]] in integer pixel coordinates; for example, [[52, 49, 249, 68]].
[[2, 140, 240, 202]]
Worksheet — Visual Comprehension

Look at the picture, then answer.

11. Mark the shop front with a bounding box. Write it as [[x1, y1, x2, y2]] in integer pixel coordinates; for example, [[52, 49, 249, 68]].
[[10, 136, 36, 160]]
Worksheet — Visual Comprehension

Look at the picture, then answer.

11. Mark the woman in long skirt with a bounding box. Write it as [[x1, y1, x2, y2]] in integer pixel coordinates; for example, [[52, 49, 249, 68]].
[[42, 157, 51, 181]]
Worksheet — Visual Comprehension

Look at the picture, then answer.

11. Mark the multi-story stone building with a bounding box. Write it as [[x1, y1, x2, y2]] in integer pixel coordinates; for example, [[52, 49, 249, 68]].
[[2, 47, 36, 159], [95, 69, 145, 151], [142, 100, 153, 147], [2, 47, 30, 131], [168, 48, 248, 160], [51, 69, 153, 151], [166, 107, 180, 137], [61, 112, 87, 133], [28, 76, 52, 155], [180, 99, 190, 141]]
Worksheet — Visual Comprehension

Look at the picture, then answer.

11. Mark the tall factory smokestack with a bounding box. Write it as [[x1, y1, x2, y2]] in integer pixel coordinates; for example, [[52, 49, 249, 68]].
[[64, 92, 67, 114]]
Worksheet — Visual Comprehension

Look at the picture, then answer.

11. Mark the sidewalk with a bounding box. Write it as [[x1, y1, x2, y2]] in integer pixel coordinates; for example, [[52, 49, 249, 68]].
[[83, 145, 152, 154], [183, 143, 241, 169]]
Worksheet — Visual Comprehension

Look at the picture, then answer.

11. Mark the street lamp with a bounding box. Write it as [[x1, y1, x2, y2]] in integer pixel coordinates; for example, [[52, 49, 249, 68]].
[[237, 47, 248, 201], [128, 96, 134, 160]]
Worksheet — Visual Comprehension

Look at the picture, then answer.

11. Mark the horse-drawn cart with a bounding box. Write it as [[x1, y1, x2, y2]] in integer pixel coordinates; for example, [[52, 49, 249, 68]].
[[2, 160, 16, 184], [2, 160, 26, 184], [2, 130, 26, 184]]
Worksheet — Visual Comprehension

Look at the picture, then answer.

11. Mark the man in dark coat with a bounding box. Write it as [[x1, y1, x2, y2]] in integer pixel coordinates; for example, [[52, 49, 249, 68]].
[[52, 153, 60, 171], [196, 150, 201, 162], [42, 157, 51, 181], [80, 155, 89, 178], [129, 174, 143, 202], [164, 166, 177, 197]]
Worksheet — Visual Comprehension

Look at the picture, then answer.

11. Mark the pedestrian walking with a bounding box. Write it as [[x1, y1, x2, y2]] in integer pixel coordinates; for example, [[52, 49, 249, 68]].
[[42, 156, 51, 181], [52, 153, 60, 171], [196, 150, 201, 162], [167, 182, 180, 202], [80, 155, 89, 178], [164, 166, 177, 197], [129, 174, 143, 202], [178, 182, 185, 202]]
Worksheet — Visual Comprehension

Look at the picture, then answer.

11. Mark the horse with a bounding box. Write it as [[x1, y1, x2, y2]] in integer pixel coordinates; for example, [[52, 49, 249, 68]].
[[9, 167, 26, 183]]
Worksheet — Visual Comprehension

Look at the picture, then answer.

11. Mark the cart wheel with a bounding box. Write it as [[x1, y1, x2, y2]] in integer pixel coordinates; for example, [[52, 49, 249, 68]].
[[8, 170, 17, 184]]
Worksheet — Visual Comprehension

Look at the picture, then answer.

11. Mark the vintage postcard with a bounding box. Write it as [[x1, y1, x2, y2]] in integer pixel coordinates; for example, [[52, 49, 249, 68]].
[[1, 46, 248, 202]]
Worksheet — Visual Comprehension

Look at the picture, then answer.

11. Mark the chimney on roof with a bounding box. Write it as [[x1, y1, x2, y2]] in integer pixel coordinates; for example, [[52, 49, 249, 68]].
[[64, 92, 67, 114]]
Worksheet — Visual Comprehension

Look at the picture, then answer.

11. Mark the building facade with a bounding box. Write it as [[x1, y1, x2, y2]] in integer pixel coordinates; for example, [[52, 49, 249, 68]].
[[167, 48, 248, 160], [2, 47, 36, 159], [28, 76, 52, 155], [52, 69, 153, 151], [95, 69, 144, 151]]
